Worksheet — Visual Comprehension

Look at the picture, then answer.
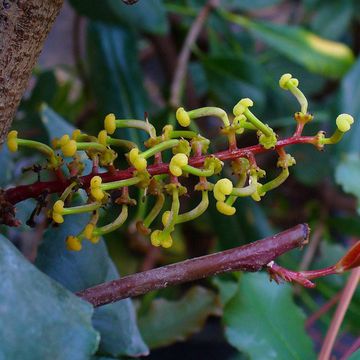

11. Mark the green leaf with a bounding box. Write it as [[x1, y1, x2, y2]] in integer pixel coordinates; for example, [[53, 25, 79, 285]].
[[335, 153, 360, 213], [202, 55, 265, 111], [138, 286, 219, 349], [70, 0, 168, 34], [310, 0, 353, 40], [221, 273, 316, 360], [222, 0, 281, 11], [36, 209, 148, 357], [339, 56, 360, 153], [225, 13, 354, 78], [86, 21, 148, 144], [0, 234, 99, 359], [348, 349, 360, 360]]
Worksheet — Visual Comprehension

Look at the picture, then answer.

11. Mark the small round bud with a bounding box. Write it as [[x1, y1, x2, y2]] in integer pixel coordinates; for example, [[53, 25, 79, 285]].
[[84, 224, 95, 239], [90, 176, 105, 201], [98, 130, 108, 145], [336, 114, 354, 133], [233, 98, 253, 116], [279, 73, 299, 90], [213, 178, 233, 202], [162, 211, 171, 226], [104, 113, 116, 135], [216, 201, 236, 216], [72, 129, 82, 140], [161, 234, 173, 248], [128, 148, 147, 171], [169, 153, 188, 177], [7, 130, 18, 152], [150, 230, 162, 247], [176, 107, 191, 127], [59, 135, 77, 157], [66, 236, 82, 251], [52, 200, 65, 224]]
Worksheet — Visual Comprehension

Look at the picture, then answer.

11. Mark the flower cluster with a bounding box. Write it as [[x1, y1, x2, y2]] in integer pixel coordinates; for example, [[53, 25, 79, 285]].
[[4, 74, 354, 251]]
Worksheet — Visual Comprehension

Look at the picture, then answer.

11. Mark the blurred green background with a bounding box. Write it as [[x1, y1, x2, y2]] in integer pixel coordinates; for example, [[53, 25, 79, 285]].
[[1, 0, 360, 359]]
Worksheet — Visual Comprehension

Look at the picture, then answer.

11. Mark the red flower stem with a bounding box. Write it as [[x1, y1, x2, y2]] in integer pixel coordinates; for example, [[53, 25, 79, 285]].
[[76, 224, 310, 307], [318, 267, 360, 360], [4, 135, 316, 205]]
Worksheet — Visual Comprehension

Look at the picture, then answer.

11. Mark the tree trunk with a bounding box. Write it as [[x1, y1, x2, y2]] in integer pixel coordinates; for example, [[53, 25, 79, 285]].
[[0, 0, 64, 143]]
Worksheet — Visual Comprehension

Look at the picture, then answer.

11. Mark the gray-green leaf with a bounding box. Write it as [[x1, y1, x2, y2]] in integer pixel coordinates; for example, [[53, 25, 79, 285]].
[[0, 234, 99, 359]]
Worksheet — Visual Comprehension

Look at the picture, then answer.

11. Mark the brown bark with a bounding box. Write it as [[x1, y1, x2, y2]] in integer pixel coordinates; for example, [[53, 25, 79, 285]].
[[0, 0, 64, 143]]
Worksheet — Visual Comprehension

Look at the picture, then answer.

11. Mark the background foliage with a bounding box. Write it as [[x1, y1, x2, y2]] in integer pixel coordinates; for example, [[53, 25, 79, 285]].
[[1, 0, 359, 359]]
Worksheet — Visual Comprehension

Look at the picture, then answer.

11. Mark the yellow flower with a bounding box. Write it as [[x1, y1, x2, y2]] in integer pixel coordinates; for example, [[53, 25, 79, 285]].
[[104, 113, 116, 135], [150, 230, 173, 248], [72, 129, 82, 140], [7, 130, 18, 152], [52, 200, 65, 224], [233, 98, 253, 116], [279, 73, 299, 90], [129, 148, 147, 171], [213, 178, 233, 202], [98, 130, 108, 146], [162, 211, 170, 226], [90, 176, 105, 201], [176, 107, 191, 127], [336, 114, 354, 133], [150, 230, 162, 247], [216, 201, 236, 216], [59, 134, 77, 157], [169, 153, 188, 177], [66, 236, 82, 251], [84, 224, 95, 239], [89, 235, 100, 244]]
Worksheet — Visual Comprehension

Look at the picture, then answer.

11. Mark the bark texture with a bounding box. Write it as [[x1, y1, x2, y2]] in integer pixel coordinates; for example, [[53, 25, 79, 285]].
[[0, 0, 64, 143]]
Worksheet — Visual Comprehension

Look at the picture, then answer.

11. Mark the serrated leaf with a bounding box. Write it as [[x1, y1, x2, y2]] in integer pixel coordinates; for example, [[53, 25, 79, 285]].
[[0, 234, 99, 359], [86, 21, 148, 144], [35, 209, 148, 357], [221, 273, 316, 360], [226, 13, 354, 78], [335, 153, 360, 214], [70, 0, 168, 34], [138, 286, 219, 349], [348, 349, 360, 360]]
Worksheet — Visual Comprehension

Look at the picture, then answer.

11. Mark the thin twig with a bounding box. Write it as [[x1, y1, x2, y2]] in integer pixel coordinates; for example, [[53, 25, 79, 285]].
[[76, 224, 309, 307], [319, 267, 360, 360], [169, 0, 219, 108]]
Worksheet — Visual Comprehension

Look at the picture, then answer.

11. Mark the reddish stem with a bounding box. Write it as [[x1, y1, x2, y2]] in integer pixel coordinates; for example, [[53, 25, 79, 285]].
[[4, 135, 316, 205], [76, 224, 310, 307]]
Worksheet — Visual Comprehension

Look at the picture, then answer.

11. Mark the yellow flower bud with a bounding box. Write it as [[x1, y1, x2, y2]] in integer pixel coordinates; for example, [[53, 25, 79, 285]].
[[162, 211, 170, 226], [169, 153, 188, 177], [66, 236, 82, 251], [176, 107, 191, 127], [72, 129, 82, 140], [129, 148, 147, 171], [279, 73, 299, 90], [216, 201, 236, 216], [89, 235, 100, 244], [213, 178, 233, 202], [161, 234, 173, 248], [336, 114, 354, 133], [7, 130, 18, 152], [150, 230, 162, 247], [52, 200, 65, 224], [59, 135, 77, 157], [84, 224, 94, 239], [233, 98, 253, 116], [90, 176, 105, 201], [104, 113, 116, 135], [98, 130, 108, 146]]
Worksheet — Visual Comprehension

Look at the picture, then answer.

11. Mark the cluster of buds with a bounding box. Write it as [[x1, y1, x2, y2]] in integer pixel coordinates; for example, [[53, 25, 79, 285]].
[[4, 74, 354, 251]]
